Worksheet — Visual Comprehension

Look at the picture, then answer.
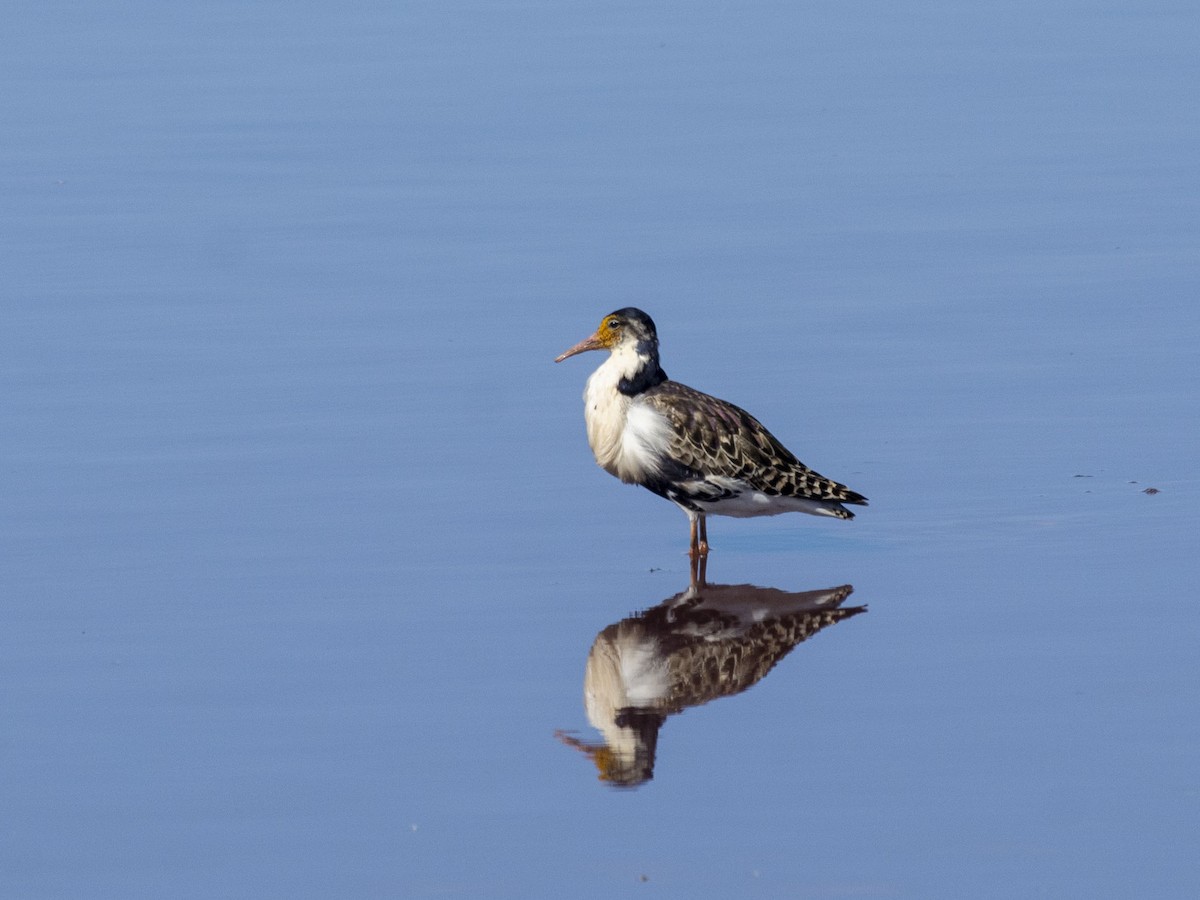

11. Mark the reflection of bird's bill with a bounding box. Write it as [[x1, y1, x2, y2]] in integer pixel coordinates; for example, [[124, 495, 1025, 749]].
[[554, 727, 658, 789], [559, 580, 866, 788]]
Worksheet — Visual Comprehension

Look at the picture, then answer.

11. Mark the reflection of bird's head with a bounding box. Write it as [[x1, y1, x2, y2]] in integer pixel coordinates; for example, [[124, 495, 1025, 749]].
[[590, 744, 652, 787], [554, 308, 659, 362], [556, 728, 657, 788]]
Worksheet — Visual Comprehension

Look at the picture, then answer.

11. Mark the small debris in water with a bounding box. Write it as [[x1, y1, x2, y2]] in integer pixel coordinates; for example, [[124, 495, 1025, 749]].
[[1073, 474, 1093, 478], [1143, 487, 1160, 495]]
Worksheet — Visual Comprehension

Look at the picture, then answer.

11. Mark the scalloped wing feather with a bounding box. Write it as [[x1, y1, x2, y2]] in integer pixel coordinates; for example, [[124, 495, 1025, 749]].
[[640, 381, 868, 506]]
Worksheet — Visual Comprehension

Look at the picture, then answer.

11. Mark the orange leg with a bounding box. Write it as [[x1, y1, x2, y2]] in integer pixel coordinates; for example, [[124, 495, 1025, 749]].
[[688, 515, 709, 587]]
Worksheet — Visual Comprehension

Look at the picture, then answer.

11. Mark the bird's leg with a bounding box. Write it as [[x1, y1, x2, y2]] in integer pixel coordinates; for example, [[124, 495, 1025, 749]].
[[688, 514, 708, 587]]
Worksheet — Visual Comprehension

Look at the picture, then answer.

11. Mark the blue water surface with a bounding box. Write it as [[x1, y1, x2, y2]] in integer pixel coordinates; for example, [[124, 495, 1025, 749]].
[[2, 1, 1197, 897]]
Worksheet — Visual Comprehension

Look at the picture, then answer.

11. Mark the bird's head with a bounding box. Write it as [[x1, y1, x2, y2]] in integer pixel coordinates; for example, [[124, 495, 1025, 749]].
[[555, 308, 659, 363]]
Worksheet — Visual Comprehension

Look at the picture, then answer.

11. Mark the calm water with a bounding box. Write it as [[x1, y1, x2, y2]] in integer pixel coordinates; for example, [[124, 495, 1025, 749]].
[[3, 2, 1198, 897]]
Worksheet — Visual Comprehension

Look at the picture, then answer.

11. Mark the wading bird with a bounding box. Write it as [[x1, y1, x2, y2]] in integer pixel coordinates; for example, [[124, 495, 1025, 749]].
[[556, 308, 866, 577]]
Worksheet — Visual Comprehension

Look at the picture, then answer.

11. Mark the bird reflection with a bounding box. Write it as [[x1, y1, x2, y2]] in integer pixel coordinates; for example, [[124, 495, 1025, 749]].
[[556, 580, 865, 788]]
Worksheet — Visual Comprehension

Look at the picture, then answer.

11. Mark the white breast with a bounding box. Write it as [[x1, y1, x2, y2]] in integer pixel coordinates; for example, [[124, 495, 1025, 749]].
[[619, 403, 671, 482], [582, 350, 669, 484]]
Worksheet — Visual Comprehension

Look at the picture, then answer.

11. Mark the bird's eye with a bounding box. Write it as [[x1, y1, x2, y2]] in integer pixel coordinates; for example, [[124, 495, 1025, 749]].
[[607, 319, 621, 330]]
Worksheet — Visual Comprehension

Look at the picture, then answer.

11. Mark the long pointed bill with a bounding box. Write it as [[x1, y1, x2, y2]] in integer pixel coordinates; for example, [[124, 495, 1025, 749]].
[[554, 332, 605, 363]]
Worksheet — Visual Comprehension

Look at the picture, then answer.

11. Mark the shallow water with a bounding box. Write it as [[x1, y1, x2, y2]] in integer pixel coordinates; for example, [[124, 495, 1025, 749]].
[[3, 2, 1198, 897]]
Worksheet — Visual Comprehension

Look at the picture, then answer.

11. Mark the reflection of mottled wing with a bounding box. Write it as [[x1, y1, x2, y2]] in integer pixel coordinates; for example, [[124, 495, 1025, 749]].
[[663, 604, 867, 711], [642, 381, 869, 505]]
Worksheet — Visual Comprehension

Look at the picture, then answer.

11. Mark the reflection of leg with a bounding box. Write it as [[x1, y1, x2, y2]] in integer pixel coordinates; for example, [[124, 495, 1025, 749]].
[[698, 516, 709, 557]]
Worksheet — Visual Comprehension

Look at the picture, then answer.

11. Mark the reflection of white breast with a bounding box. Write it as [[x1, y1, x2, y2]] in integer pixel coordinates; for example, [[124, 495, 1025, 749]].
[[584, 628, 669, 729], [617, 637, 670, 706]]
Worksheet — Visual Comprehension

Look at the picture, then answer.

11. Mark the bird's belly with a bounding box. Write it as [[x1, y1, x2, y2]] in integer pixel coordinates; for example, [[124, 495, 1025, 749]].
[[686, 485, 844, 519]]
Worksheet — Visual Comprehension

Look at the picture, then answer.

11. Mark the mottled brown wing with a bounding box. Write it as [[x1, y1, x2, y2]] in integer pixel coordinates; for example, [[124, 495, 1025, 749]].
[[641, 380, 867, 504]]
